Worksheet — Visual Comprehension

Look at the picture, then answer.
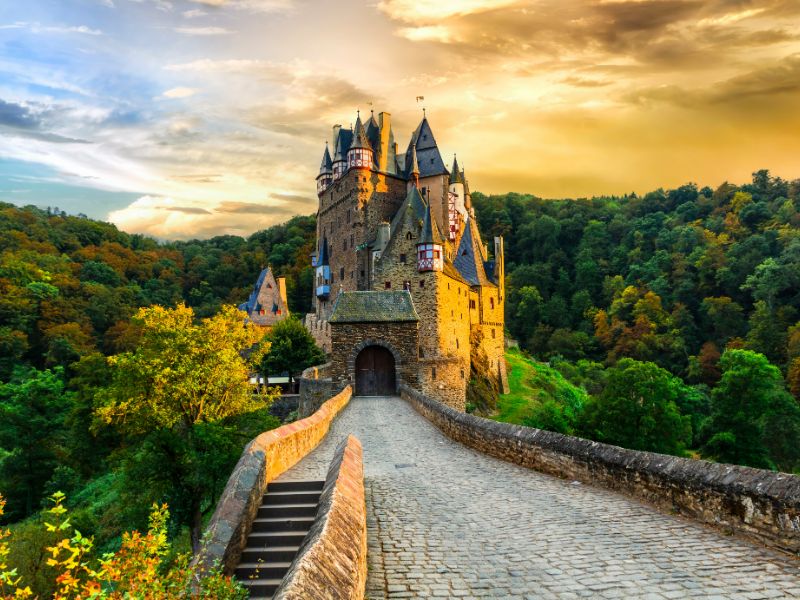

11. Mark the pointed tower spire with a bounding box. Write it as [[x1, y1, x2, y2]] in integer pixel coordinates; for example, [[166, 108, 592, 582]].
[[316, 142, 333, 193], [409, 144, 420, 187], [449, 154, 463, 184]]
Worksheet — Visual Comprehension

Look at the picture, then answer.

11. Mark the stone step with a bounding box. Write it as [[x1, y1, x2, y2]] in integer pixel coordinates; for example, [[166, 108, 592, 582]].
[[240, 545, 301, 564], [250, 516, 315, 532], [262, 490, 321, 505], [235, 560, 292, 579], [267, 480, 324, 492], [256, 503, 318, 519], [240, 577, 283, 598], [247, 531, 308, 547]]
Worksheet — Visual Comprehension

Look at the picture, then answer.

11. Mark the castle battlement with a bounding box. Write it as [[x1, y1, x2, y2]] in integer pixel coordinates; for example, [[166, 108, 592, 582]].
[[306, 110, 507, 409]]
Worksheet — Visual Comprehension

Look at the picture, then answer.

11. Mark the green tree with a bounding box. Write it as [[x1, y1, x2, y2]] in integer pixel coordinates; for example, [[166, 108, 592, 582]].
[[702, 349, 800, 471], [578, 358, 692, 455], [96, 304, 275, 551], [259, 317, 326, 384], [0, 367, 70, 519]]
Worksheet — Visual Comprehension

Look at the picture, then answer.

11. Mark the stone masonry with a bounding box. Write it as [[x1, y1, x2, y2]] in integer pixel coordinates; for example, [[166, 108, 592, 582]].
[[279, 396, 800, 599]]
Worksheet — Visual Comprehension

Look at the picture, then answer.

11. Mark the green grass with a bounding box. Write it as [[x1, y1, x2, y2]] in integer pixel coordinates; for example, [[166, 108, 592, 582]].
[[494, 347, 588, 428]]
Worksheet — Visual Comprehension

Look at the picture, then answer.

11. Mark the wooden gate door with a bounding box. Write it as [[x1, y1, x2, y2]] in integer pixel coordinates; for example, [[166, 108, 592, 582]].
[[355, 346, 396, 396]]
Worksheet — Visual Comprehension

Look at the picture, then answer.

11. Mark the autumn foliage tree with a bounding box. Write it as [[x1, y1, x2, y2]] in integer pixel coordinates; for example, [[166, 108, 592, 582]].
[[96, 304, 275, 551]]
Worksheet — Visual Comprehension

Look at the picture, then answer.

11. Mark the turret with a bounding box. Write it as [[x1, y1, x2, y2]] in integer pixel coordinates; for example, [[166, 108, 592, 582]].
[[315, 237, 331, 299], [348, 113, 373, 170], [317, 143, 333, 194], [417, 202, 444, 272], [447, 154, 467, 240]]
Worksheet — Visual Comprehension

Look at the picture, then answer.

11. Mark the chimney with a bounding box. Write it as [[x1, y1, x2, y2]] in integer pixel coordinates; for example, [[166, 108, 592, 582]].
[[378, 112, 391, 173], [377, 221, 391, 253], [332, 124, 342, 149]]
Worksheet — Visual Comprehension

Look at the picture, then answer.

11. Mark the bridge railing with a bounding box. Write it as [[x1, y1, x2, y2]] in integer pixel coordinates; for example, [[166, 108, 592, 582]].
[[273, 434, 367, 600], [400, 384, 800, 555], [193, 385, 353, 576]]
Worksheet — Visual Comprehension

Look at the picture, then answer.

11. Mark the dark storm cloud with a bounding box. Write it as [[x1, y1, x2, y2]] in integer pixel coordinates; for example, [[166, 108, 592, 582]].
[[0, 98, 90, 143]]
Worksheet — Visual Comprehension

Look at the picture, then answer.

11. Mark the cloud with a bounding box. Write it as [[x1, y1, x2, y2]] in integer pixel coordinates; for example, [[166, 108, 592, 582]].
[[0, 22, 103, 35], [216, 200, 293, 214], [174, 26, 232, 35], [182, 9, 208, 18], [188, 0, 294, 13], [108, 195, 300, 239], [162, 87, 198, 99], [0, 99, 91, 143], [377, 0, 518, 23]]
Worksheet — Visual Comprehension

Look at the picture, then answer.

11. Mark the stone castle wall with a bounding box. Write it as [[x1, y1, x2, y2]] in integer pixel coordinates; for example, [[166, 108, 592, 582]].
[[329, 321, 419, 391], [401, 385, 800, 554]]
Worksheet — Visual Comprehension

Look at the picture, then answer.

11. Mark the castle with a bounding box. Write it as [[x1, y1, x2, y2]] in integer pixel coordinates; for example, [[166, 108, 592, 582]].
[[305, 110, 507, 410], [239, 266, 290, 327]]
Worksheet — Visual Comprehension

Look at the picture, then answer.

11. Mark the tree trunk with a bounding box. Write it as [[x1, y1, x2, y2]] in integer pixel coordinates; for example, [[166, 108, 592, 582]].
[[191, 497, 203, 555]]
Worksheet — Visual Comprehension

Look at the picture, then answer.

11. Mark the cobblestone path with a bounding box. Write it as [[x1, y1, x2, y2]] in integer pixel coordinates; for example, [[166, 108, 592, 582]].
[[278, 396, 800, 599]]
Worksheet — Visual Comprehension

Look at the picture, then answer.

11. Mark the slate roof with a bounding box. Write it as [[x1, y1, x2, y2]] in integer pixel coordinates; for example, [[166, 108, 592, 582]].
[[238, 267, 271, 313], [333, 128, 353, 162], [319, 144, 332, 174], [449, 155, 463, 184], [421, 201, 445, 245], [350, 114, 370, 150], [389, 185, 427, 239], [329, 290, 420, 323], [404, 117, 448, 178], [453, 217, 493, 286]]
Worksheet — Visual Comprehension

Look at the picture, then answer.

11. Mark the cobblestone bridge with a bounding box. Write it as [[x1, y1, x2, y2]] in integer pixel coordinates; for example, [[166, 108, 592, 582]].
[[278, 396, 800, 599]]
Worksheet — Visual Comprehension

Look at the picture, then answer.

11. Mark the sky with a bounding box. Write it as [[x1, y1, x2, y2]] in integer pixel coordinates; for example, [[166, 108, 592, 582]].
[[1, 0, 799, 239]]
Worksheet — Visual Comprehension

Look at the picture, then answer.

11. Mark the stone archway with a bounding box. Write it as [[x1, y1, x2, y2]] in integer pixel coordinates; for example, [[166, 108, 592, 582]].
[[355, 345, 397, 396]]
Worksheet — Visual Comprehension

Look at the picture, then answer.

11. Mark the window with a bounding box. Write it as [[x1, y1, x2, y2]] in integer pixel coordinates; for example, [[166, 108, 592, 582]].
[[276, 309, 282, 315], [351, 234, 354, 248], [447, 283, 450, 290], [406, 231, 413, 240], [419, 280, 425, 288], [259, 309, 265, 315], [385, 281, 391, 289], [419, 347, 425, 358], [490, 297, 495, 309], [343, 239, 347, 251], [400, 253, 407, 264], [492, 328, 496, 339], [266, 283, 272, 289], [432, 367, 437, 380], [456, 339, 459, 349], [430, 158, 434, 164], [470, 299, 476, 309], [360, 269, 365, 278], [340, 267, 344, 280], [403, 281, 411, 290], [460, 369, 465, 379], [462, 249, 467, 256]]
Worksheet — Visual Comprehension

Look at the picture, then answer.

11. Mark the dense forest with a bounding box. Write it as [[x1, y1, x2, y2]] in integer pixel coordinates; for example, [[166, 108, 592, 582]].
[[0, 202, 318, 596], [474, 169, 800, 472]]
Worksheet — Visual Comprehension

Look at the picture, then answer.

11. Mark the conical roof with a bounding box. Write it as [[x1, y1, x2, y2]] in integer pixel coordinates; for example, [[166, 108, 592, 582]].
[[366, 111, 380, 152], [318, 237, 330, 266], [420, 201, 445, 245], [332, 128, 352, 162], [449, 155, 463, 184], [408, 144, 419, 178], [350, 113, 370, 150], [404, 115, 447, 178], [319, 144, 332, 174]]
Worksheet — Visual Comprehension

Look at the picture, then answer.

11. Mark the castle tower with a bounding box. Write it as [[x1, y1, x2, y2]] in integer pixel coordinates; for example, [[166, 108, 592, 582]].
[[317, 143, 333, 195], [348, 113, 373, 171], [447, 155, 466, 243], [315, 237, 331, 301], [418, 202, 444, 272]]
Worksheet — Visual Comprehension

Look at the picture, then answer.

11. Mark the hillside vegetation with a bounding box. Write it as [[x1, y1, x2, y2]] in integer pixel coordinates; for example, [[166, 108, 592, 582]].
[[476, 170, 800, 471]]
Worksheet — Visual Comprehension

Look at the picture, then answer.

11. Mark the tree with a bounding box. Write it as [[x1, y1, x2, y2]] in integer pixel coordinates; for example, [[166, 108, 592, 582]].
[[578, 358, 692, 456], [0, 368, 70, 519], [96, 304, 274, 551], [702, 349, 800, 471], [259, 317, 325, 385]]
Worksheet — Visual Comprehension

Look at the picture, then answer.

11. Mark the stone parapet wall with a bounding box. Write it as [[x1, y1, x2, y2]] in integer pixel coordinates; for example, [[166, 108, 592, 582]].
[[400, 384, 800, 554], [304, 314, 331, 353], [273, 435, 367, 600], [194, 386, 353, 575], [299, 363, 344, 418]]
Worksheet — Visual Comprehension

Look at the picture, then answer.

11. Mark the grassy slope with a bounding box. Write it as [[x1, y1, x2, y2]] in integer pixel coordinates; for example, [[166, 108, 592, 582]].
[[493, 347, 587, 425]]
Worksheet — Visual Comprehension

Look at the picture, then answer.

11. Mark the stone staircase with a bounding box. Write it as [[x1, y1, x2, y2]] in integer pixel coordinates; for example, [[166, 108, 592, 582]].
[[235, 480, 324, 599]]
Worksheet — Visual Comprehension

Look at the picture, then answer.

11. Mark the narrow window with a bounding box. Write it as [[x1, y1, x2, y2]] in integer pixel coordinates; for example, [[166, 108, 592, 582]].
[[419, 347, 425, 358], [403, 281, 411, 290], [360, 269, 365, 277], [385, 281, 391, 289], [492, 328, 496, 339], [456, 339, 459, 349], [460, 369, 465, 379], [400, 253, 407, 264], [406, 231, 413, 240], [340, 267, 344, 280], [432, 367, 437, 380], [490, 297, 495, 309], [419, 280, 425, 288], [343, 239, 347, 251]]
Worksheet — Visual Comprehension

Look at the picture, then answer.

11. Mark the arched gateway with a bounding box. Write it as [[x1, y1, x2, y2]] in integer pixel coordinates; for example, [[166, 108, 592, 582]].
[[355, 345, 396, 396]]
